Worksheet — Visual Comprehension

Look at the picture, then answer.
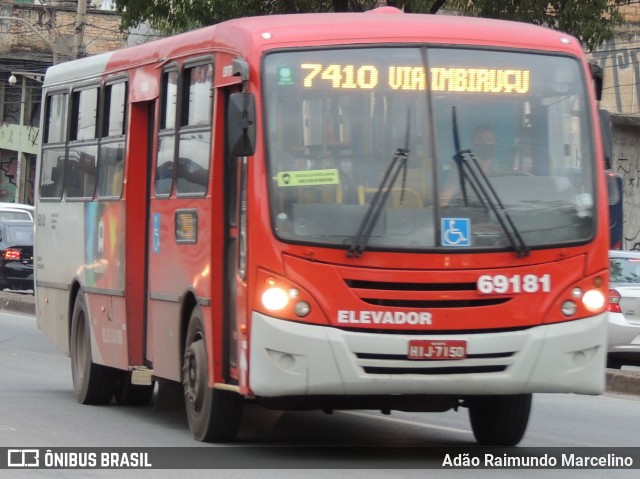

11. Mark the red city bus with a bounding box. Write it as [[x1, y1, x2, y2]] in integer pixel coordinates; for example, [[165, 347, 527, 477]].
[[35, 7, 610, 446]]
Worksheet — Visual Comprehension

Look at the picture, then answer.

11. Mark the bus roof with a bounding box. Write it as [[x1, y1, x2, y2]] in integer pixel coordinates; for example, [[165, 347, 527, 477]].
[[43, 7, 585, 88]]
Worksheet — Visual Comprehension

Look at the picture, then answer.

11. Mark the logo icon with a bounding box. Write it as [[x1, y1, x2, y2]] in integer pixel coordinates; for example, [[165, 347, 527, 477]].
[[7, 449, 39, 468]]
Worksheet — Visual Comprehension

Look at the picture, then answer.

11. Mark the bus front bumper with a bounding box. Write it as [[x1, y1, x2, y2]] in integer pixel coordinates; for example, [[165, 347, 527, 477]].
[[248, 312, 607, 398]]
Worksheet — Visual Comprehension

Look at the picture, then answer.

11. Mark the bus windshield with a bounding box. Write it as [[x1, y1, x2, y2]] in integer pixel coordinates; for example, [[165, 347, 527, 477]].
[[263, 47, 595, 253]]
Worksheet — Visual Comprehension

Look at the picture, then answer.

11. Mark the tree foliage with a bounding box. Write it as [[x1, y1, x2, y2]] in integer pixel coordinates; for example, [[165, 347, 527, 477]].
[[114, 0, 630, 50]]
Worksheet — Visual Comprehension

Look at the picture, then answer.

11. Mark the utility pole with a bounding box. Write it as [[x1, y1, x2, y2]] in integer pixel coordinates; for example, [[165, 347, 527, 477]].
[[73, 0, 88, 58], [0, 16, 59, 64]]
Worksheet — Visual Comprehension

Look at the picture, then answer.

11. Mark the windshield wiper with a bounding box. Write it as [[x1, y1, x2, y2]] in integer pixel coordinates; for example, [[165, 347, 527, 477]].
[[347, 146, 409, 258], [449, 107, 530, 258]]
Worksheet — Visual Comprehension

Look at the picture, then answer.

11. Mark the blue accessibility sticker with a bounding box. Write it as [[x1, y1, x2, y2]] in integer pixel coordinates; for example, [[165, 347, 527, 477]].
[[441, 218, 470, 247]]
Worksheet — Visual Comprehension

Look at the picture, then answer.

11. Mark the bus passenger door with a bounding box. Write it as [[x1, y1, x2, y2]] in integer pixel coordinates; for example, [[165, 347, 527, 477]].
[[221, 86, 246, 387], [125, 99, 154, 369]]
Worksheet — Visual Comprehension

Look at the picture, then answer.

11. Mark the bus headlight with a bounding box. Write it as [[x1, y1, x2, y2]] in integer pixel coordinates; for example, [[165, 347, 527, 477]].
[[262, 287, 289, 311], [258, 270, 316, 320], [582, 289, 606, 312], [294, 301, 311, 317], [561, 300, 577, 317]]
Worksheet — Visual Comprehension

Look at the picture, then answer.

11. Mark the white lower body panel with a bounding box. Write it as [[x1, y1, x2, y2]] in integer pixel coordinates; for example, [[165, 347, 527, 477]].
[[249, 312, 606, 398]]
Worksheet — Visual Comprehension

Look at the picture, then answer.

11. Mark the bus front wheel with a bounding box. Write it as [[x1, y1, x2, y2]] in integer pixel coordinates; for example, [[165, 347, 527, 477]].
[[467, 393, 532, 446], [70, 290, 117, 405], [182, 306, 243, 442]]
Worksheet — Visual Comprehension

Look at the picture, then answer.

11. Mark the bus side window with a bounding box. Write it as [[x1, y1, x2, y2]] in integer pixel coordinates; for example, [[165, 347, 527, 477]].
[[39, 93, 67, 200], [66, 87, 98, 199], [155, 69, 178, 197], [97, 81, 127, 199], [176, 62, 213, 195]]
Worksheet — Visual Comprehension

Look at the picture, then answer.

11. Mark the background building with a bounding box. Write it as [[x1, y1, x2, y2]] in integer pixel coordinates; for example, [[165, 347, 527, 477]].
[[0, 0, 126, 204], [590, 4, 640, 250]]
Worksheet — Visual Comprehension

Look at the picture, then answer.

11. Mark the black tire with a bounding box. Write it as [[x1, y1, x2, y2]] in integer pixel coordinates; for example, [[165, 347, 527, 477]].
[[70, 290, 117, 405], [182, 306, 243, 442], [114, 371, 155, 406], [468, 393, 532, 446]]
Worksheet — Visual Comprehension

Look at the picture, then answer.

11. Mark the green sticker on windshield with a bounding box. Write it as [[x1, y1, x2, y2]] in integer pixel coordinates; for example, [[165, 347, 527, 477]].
[[277, 67, 295, 86], [276, 169, 340, 187]]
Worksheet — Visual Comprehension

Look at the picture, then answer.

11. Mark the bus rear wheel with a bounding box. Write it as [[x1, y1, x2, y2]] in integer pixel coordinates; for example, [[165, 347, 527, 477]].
[[182, 306, 243, 442], [467, 393, 532, 446], [70, 290, 117, 405]]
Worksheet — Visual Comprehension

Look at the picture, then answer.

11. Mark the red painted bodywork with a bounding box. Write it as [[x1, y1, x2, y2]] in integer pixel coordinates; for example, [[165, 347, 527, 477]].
[[53, 9, 608, 395]]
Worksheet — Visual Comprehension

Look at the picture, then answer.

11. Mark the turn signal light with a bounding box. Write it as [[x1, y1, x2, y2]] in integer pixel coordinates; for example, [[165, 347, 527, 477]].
[[608, 289, 621, 313]]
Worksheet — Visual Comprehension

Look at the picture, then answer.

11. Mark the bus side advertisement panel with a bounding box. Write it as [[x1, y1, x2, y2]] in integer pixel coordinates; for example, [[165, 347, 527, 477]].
[[83, 202, 125, 292]]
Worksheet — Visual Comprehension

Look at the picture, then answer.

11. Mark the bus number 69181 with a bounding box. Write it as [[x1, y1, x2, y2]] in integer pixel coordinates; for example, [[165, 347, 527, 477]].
[[477, 274, 551, 294]]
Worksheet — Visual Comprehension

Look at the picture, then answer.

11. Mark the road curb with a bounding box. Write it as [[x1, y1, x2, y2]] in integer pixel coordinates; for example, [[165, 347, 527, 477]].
[[2, 291, 639, 396], [605, 369, 640, 396], [0, 290, 35, 315]]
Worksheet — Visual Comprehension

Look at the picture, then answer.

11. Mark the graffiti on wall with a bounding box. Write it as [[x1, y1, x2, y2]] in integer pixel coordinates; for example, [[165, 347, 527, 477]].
[[592, 36, 640, 115], [592, 29, 640, 250], [615, 158, 640, 250], [0, 156, 36, 204], [0, 160, 12, 201]]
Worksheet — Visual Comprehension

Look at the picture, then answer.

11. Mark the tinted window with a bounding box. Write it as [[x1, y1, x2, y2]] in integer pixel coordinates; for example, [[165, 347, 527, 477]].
[[97, 142, 125, 198], [97, 81, 127, 199], [71, 88, 98, 141], [610, 257, 640, 284], [65, 145, 97, 198], [45, 94, 67, 144], [156, 136, 175, 196], [3, 224, 34, 245], [39, 148, 65, 199], [104, 82, 127, 137], [176, 63, 213, 196], [161, 70, 178, 130], [184, 64, 213, 126]]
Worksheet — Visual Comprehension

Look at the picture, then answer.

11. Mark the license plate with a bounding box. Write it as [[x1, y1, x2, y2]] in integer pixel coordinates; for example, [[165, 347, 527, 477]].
[[408, 340, 467, 360]]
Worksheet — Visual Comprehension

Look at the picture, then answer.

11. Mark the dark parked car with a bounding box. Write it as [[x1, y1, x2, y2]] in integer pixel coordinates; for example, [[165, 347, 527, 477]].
[[0, 219, 34, 292]]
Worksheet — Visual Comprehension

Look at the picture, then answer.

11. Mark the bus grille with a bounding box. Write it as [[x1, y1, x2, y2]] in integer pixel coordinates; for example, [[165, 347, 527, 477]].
[[362, 365, 507, 375], [354, 351, 514, 375], [344, 279, 511, 308]]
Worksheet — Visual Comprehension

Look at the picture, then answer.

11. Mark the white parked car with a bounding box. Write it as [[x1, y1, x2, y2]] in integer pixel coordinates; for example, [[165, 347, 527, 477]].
[[608, 250, 640, 369], [0, 202, 34, 220]]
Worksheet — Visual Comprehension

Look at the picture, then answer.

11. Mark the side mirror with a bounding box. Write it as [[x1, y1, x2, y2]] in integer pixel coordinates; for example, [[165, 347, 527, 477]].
[[590, 62, 604, 101], [227, 92, 256, 157], [599, 108, 613, 169]]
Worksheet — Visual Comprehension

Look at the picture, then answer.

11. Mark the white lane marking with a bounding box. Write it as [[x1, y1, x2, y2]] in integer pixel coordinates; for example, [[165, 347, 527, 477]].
[[339, 411, 473, 434]]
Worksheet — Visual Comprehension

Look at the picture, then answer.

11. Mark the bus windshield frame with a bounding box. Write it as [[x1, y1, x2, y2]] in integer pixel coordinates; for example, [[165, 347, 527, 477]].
[[263, 46, 596, 254]]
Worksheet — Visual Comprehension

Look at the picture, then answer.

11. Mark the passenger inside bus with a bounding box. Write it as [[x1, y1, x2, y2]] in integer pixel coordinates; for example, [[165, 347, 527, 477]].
[[439, 125, 500, 205]]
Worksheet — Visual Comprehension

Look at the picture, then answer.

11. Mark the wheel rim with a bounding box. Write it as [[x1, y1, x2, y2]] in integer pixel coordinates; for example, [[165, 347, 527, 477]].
[[183, 340, 206, 414]]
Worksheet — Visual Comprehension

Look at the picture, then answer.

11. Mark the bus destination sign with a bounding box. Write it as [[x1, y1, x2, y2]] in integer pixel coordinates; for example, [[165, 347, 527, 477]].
[[295, 64, 530, 93]]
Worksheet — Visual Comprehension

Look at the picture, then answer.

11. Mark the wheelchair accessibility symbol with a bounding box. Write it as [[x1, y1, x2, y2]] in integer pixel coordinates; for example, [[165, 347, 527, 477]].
[[441, 218, 470, 247]]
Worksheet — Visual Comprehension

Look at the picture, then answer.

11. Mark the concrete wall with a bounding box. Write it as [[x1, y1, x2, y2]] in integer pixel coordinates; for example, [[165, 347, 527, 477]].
[[610, 118, 640, 250], [590, 8, 640, 250]]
